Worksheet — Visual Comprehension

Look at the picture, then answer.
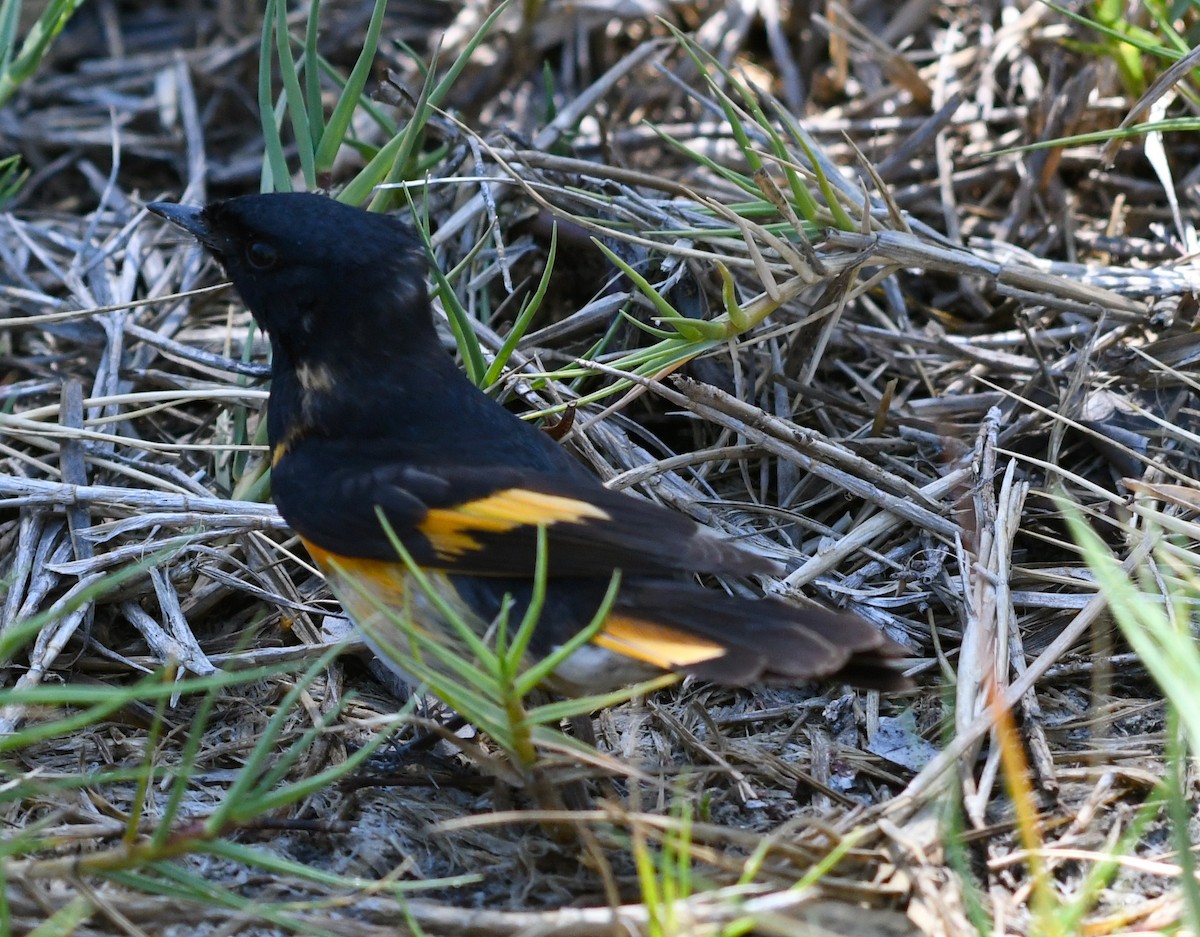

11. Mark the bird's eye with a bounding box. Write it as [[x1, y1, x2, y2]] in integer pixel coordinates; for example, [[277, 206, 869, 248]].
[[246, 241, 277, 270]]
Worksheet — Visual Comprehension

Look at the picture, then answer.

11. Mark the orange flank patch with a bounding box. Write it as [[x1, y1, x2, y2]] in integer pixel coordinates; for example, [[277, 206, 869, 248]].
[[301, 538, 402, 582], [593, 615, 727, 670], [418, 488, 610, 559], [299, 537, 408, 623]]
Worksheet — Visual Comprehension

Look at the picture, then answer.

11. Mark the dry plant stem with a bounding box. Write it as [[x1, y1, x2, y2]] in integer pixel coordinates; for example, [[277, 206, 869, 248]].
[[47, 528, 258, 576], [119, 600, 184, 674], [12, 389, 269, 424], [648, 700, 757, 802], [966, 454, 1046, 820], [1101, 42, 1200, 166], [59, 380, 93, 566], [878, 815, 977, 937], [667, 377, 956, 538], [243, 534, 323, 647], [0, 879, 841, 937], [430, 40, 669, 247], [10, 2, 1200, 929], [956, 409, 1003, 824], [5, 523, 69, 632], [888, 532, 1158, 818], [605, 444, 760, 491], [1, 512, 43, 632], [825, 1, 932, 106], [579, 357, 966, 596], [435, 807, 847, 861], [496, 148, 700, 198], [995, 475, 1055, 794], [821, 230, 1144, 316], [150, 566, 215, 678], [0, 571, 107, 733], [0, 475, 281, 520], [0, 408, 264, 454], [784, 468, 969, 589]]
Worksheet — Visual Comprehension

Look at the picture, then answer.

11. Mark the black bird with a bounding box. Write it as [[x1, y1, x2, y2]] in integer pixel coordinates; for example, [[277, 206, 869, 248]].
[[148, 193, 906, 696]]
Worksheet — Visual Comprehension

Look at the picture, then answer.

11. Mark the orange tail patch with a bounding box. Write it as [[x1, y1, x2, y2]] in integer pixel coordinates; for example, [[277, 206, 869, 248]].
[[593, 615, 727, 670]]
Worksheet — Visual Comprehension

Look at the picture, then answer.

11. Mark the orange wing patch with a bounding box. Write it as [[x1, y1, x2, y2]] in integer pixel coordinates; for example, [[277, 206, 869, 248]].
[[419, 488, 610, 559], [593, 615, 727, 669]]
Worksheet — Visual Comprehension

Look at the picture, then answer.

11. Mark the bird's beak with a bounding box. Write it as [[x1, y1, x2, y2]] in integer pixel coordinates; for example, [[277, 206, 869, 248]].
[[147, 201, 218, 248]]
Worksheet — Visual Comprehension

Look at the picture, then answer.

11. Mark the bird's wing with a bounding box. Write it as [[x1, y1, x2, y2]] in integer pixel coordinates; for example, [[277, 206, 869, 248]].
[[274, 455, 774, 579]]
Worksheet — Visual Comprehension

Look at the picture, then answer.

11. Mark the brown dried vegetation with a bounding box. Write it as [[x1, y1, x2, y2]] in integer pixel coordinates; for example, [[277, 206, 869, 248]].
[[3, 1, 1200, 934]]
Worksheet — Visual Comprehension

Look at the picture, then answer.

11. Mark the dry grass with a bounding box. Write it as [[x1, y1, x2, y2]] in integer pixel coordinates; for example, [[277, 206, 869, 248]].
[[3, 1, 1200, 934]]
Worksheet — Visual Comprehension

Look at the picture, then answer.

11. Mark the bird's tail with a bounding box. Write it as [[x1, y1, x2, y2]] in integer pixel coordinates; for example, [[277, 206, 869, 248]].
[[603, 579, 910, 690]]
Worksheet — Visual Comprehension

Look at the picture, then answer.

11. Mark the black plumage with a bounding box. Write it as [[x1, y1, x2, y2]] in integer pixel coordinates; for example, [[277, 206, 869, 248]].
[[148, 192, 907, 693]]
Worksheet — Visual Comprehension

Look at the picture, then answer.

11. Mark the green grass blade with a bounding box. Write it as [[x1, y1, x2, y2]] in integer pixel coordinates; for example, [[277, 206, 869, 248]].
[[524, 673, 680, 726], [257, 0, 291, 193], [26, 895, 93, 935], [316, 51, 397, 138], [1065, 500, 1200, 754], [272, 0, 316, 188], [1167, 706, 1200, 932], [0, 0, 84, 108], [515, 570, 621, 696], [204, 648, 340, 832], [590, 239, 716, 341], [315, 0, 389, 173], [416, 224, 489, 384], [373, 1, 511, 199], [0, 0, 20, 70], [502, 526, 550, 674], [483, 223, 558, 387], [338, 56, 440, 207], [302, 0, 324, 151]]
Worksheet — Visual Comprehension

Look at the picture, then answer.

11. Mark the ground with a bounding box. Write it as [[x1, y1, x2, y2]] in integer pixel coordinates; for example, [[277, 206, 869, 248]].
[[2, 1, 1199, 935]]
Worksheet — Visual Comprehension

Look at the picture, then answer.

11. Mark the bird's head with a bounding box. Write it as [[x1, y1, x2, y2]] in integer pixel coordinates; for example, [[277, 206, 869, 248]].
[[148, 193, 433, 364]]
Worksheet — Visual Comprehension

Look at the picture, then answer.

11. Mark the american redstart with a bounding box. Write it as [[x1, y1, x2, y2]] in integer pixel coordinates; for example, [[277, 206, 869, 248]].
[[148, 193, 906, 698]]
